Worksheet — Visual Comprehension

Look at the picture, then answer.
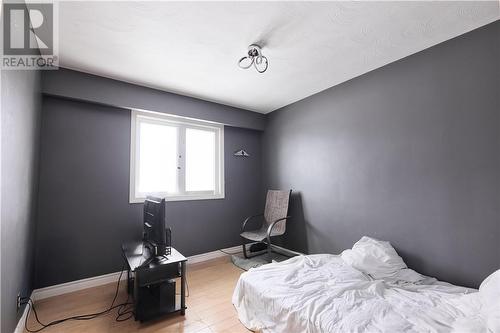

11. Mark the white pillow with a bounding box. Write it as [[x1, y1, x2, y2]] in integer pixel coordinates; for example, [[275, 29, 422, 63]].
[[341, 236, 407, 279], [479, 269, 500, 333]]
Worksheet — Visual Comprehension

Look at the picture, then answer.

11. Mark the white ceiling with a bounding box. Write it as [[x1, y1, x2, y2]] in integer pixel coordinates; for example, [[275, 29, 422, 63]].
[[58, 1, 499, 113]]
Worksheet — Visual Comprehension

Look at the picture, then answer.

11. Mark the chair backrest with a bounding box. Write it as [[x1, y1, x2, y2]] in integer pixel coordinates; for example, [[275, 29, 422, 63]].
[[264, 190, 291, 235]]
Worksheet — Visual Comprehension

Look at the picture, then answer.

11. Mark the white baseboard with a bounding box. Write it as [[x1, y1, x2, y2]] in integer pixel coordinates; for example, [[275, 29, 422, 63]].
[[31, 245, 242, 302], [31, 270, 128, 301], [188, 245, 241, 264], [14, 296, 31, 333]]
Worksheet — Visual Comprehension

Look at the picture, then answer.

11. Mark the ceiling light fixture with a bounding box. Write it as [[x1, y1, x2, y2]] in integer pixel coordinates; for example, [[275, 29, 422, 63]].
[[238, 44, 268, 73]]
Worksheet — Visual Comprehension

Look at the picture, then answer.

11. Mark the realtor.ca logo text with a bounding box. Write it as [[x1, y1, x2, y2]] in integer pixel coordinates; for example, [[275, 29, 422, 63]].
[[1, 2, 59, 70]]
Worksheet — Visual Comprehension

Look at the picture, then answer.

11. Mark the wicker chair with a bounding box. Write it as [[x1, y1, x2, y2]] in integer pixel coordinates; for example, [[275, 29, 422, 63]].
[[240, 190, 292, 259]]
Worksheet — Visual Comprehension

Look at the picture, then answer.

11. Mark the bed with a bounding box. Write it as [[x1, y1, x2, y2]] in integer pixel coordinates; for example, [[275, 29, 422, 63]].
[[232, 237, 499, 333]]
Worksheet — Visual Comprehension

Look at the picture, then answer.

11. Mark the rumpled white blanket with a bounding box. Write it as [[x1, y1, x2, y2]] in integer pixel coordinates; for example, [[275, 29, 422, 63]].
[[232, 254, 481, 333]]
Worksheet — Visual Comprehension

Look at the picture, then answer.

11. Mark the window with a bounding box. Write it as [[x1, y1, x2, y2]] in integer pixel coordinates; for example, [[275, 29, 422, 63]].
[[130, 110, 224, 202]]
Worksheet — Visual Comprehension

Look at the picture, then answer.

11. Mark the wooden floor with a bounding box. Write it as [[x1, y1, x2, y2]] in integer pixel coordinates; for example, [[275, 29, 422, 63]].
[[24, 257, 250, 333]]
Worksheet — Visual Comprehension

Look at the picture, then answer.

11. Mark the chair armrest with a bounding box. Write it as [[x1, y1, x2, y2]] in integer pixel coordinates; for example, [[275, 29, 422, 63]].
[[266, 216, 291, 238], [241, 214, 264, 232]]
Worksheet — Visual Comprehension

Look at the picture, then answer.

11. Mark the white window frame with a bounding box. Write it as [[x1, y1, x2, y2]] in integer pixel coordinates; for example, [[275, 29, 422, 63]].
[[130, 109, 224, 203]]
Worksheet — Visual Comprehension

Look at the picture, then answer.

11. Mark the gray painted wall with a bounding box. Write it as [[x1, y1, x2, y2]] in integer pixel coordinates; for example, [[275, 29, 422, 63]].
[[1, 70, 41, 333], [35, 96, 262, 288], [263, 21, 500, 288], [42, 68, 266, 131]]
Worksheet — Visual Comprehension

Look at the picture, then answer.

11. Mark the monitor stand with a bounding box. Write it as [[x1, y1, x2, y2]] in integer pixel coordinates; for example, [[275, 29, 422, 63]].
[[140, 243, 169, 268]]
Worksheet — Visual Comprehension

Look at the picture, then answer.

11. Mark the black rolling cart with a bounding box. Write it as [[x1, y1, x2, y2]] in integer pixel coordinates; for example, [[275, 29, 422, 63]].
[[121, 242, 187, 322]]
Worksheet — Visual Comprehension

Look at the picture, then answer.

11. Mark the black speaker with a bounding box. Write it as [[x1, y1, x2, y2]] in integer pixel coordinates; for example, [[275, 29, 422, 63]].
[[136, 279, 176, 321], [250, 242, 267, 252]]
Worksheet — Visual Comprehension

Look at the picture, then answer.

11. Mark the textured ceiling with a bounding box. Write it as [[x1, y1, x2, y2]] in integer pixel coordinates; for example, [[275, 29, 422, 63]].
[[58, 1, 499, 113]]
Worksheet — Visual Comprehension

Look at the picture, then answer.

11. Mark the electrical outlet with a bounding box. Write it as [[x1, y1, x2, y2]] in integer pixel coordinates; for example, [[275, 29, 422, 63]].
[[16, 293, 21, 311]]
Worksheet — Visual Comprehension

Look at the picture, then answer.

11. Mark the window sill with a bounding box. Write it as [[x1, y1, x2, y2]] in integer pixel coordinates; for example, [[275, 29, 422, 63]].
[[129, 194, 225, 204]]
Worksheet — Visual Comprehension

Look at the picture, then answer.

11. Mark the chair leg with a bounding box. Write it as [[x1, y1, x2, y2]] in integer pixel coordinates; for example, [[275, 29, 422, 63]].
[[266, 235, 273, 261]]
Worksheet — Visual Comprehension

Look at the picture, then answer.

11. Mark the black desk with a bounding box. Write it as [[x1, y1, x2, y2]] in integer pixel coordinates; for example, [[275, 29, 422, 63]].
[[121, 242, 187, 321]]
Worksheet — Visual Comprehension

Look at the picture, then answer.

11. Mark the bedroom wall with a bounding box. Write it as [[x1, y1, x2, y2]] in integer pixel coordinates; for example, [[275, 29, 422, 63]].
[[263, 21, 499, 288], [35, 96, 263, 288], [1, 70, 42, 333], [42, 68, 266, 131]]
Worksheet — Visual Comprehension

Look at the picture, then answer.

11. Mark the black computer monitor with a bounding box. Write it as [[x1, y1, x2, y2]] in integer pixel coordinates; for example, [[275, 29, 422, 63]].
[[143, 196, 170, 258]]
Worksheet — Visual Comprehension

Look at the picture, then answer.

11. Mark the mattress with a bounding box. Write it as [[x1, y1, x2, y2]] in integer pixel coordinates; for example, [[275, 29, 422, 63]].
[[232, 254, 483, 333]]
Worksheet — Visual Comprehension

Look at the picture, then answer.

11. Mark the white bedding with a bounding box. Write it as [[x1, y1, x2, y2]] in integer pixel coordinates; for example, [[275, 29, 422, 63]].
[[232, 254, 484, 333]]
